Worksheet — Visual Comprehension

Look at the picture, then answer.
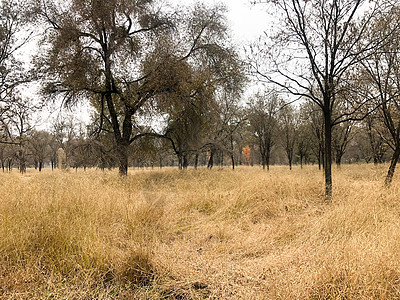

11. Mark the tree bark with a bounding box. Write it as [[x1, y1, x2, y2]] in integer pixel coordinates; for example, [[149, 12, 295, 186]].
[[317, 149, 321, 170], [385, 146, 400, 187], [324, 109, 333, 202], [194, 153, 199, 169], [335, 152, 342, 168], [207, 151, 214, 169], [117, 143, 129, 176], [183, 154, 188, 169]]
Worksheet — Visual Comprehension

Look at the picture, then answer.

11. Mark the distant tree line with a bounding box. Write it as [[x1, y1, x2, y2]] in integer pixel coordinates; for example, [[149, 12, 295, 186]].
[[0, 98, 393, 174], [1, 0, 400, 201]]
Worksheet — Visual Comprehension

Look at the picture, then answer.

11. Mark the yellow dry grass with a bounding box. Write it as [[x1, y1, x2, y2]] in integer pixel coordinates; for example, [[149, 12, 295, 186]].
[[0, 164, 399, 299]]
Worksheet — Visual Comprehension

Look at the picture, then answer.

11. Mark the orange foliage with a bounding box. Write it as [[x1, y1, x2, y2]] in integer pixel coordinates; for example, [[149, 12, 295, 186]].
[[242, 146, 251, 164]]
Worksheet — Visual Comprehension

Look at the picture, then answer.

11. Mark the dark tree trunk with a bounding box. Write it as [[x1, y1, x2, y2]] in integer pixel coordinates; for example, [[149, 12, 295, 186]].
[[39, 161, 43, 172], [178, 153, 183, 170], [324, 109, 333, 202], [385, 146, 400, 187], [194, 153, 199, 169], [207, 151, 214, 169], [266, 148, 271, 171], [183, 154, 188, 169], [117, 143, 129, 176], [230, 135, 235, 170], [317, 149, 321, 170], [261, 154, 266, 170], [19, 161, 26, 174], [335, 151, 342, 167]]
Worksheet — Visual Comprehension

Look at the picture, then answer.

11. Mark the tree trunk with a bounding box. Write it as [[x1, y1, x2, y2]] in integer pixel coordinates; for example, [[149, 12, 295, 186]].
[[117, 143, 129, 176], [324, 110, 333, 202], [266, 148, 271, 171], [183, 154, 188, 169], [261, 154, 266, 170], [194, 153, 199, 169], [335, 152, 342, 168], [231, 154, 235, 170], [317, 149, 321, 170], [207, 151, 214, 169], [177, 153, 183, 170], [385, 146, 400, 187], [39, 161, 43, 172]]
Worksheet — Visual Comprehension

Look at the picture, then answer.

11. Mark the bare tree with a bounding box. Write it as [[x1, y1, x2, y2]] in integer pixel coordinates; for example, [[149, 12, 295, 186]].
[[250, 0, 391, 200], [247, 91, 280, 170], [29, 130, 52, 171], [333, 121, 353, 167], [360, 5, 400, 186], [363, 114, 387, 164]]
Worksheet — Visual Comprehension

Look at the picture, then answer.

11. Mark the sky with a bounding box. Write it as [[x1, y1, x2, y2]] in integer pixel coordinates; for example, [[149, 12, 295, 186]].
[[184, 0, 269, 45]]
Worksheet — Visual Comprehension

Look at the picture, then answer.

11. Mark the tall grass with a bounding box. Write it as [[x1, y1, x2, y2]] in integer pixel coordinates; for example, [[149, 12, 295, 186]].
[[0, 164, 399, 298]]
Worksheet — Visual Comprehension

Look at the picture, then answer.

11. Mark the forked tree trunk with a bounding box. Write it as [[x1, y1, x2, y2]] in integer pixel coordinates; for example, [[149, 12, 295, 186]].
[[261, 154, 266, 170]]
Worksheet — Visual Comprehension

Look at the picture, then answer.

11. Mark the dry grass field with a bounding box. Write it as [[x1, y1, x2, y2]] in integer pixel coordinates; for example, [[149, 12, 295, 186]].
[[1, 164, 400, 299]]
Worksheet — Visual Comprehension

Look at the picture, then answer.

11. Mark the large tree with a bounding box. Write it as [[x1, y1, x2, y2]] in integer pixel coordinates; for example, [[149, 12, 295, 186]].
[[250, 0, 391, 200], [35, 0, 233, 175], [360, 4, 400, 186], [0, 0, 33, 145]]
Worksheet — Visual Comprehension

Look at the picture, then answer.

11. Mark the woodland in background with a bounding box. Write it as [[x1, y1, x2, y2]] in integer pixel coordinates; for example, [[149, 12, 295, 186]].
[[1, 0, 400, 200]]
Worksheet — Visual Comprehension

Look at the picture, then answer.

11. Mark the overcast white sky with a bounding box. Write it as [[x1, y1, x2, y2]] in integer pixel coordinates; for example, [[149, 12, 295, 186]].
[[183, 0, 269, 45]]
